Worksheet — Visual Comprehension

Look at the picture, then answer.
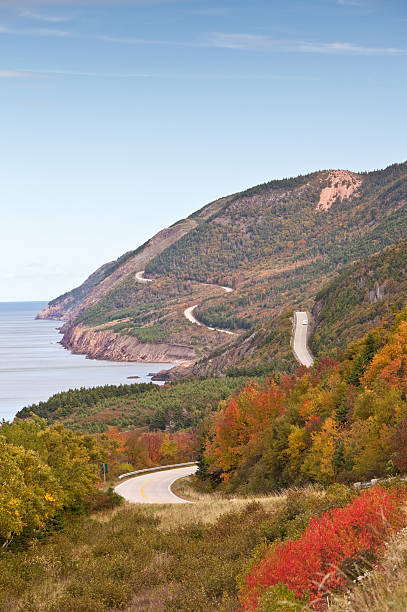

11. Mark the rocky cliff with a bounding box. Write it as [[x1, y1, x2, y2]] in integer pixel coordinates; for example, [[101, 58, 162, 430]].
[[36, 260, 116, 320], [60, 324, 196, 363]]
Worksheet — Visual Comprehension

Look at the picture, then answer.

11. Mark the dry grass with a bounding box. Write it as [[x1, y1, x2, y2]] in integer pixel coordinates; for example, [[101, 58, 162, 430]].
[[328, 526, 407, 612], [151, 476, 325, 530]]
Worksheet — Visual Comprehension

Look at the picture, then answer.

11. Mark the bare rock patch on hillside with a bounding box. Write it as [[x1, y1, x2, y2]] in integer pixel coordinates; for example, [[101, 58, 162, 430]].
[[316, 170, 362, 212]]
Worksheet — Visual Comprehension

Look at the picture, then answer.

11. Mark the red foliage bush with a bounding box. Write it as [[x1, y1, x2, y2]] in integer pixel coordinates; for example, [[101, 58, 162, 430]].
[[239, 486, 407, 610]]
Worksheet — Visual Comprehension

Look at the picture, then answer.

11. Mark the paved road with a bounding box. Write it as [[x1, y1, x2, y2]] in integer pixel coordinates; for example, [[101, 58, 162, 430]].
[[184, 304, 201, 326], [135, 271, 235, 336], [293, 311, 314, 367], [183, 304, 235, 335], [135, 270, 154, 283], [114, 465, 197, 504]]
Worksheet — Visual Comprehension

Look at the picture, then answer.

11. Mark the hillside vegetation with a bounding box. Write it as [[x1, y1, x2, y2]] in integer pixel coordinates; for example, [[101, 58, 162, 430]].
[[145, 162, 407, 325], [171, 307, 297, 380], [201, 308, 407, 492], [38, 161, 407, 377], [312, 239, 407, 355], [4, 305, 407, 610], [16, 377, 256, 433]]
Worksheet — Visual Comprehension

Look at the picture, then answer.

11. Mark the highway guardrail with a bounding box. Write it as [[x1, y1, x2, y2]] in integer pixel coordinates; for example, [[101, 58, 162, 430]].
[[118, 461, 198, 480]]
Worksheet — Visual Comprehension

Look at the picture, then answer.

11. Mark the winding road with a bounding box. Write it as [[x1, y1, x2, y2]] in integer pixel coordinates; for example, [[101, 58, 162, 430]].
[[135, 270, 154, 283], [114, 465, 197, 504], [183, 304, 235, 335], [293, 311, 314, 368], [135, 270, 236, 335], [134, 272, 313, 364]]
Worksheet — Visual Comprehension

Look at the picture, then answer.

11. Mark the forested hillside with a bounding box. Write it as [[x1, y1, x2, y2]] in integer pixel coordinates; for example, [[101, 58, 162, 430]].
[[201, 307, 407, 493], [38, 161, 407, 376], [311, 239, 407, 355], [16, 377, 255, 433]]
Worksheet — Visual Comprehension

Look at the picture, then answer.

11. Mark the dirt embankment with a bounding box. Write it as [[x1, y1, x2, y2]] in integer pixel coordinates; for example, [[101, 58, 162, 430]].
[[151, 331, 259, 380], [61, 324, 196, 363]]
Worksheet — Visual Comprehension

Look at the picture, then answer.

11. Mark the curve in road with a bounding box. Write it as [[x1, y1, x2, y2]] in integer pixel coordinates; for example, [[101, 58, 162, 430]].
[[135, 270, 154, 283], [293, 311, 314, 368], [184, 304, 201, 326], [183, 304, 235, 336], [183, 285, 235, 335], [136, 270, 236, 335], [114, 465, 197, 504]]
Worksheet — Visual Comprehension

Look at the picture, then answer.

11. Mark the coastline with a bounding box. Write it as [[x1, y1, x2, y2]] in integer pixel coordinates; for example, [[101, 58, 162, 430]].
[[0, 303, 179, 422], [59, 323, 196, 364]]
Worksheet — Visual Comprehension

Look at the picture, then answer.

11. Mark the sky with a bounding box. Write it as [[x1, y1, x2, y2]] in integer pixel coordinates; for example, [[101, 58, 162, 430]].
[[1, 0, 406, 301]]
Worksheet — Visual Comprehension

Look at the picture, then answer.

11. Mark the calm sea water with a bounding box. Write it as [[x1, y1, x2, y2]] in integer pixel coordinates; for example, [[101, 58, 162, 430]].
[[0, 302, 175, 422]]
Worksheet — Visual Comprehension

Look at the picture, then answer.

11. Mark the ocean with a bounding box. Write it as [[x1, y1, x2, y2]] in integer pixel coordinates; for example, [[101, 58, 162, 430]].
[[0, 302, 175, 422]]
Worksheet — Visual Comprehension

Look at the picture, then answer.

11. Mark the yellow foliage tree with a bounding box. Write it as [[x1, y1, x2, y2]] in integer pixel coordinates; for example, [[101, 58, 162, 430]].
[[301, 418, 341, 485], [284, 426, 307, 477], [159, 434, 179, 464], [0, 437, 62, 546], [344, 418, 393, 481]]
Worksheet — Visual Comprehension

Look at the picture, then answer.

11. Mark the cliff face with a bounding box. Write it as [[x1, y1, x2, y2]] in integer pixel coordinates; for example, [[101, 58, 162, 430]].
[[61, 324, 196, 363], [162, 330, 262, 379], [37, 296, 74, 321]]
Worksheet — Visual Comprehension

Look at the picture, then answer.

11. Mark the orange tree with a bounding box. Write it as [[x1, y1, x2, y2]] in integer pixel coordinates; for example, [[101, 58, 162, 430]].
[[202, 314, 407, 492]]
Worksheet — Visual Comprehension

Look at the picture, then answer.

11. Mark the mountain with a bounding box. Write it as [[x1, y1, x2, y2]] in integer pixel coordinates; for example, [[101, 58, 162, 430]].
[[38, 160, 407, 374], [37, 221, 195, 321]]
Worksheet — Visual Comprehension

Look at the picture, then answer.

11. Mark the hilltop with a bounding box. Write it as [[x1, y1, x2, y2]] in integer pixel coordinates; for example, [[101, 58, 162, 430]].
[[38, 161, 407, 375]]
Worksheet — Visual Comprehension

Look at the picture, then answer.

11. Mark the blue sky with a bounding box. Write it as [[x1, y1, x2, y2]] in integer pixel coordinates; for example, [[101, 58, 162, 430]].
[[1, 0, 406, 300]]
